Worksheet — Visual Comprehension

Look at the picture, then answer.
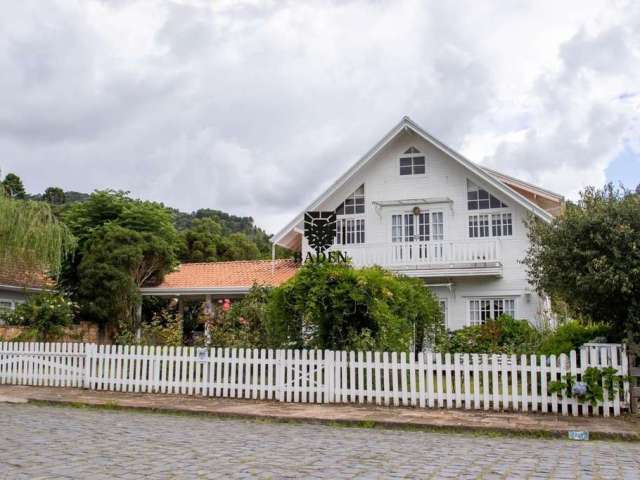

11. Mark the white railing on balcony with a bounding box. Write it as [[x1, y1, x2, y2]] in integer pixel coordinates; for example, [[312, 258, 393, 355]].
[[330, 239, 502, 269]]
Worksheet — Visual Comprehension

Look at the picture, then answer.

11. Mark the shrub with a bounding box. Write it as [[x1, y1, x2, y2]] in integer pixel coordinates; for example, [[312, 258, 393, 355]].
[[440, 315, 542, 354], [207, 285, 272, 348], [5, 293, 76, 341], [265, 262, 445, 351], [537, 321, 610, 356]]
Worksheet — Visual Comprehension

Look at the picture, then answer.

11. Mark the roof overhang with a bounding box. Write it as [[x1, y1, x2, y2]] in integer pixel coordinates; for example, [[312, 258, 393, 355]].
[[273, 116, 555, 247], [0, 284, 51, 294], [139, 286, 252, 298]]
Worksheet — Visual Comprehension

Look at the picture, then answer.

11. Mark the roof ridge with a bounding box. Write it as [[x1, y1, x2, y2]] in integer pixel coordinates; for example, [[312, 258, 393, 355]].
[[179, 259, 294, 267]]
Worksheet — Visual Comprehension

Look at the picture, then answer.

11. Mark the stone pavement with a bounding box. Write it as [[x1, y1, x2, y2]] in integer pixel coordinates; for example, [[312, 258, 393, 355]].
[[1, 385, 639, 440], [1, 402, 640, 479]]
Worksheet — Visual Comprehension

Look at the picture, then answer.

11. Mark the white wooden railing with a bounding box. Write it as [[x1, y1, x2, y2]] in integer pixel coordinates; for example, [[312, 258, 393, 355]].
[[0, 342, 630, 416], [329, 239, 502, 269]]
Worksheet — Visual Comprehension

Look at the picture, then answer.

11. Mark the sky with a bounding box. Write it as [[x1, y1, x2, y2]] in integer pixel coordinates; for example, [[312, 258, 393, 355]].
[[1, 0, 639, 234]]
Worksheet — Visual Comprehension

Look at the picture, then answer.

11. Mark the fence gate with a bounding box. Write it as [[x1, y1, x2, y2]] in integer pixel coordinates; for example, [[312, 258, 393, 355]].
[[278, 349, 333, 403]]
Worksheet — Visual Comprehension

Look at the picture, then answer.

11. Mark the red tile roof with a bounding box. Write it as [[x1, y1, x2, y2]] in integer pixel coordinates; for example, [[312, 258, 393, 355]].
[[0, 259, 53, 290], [150, 259, 299, 290]]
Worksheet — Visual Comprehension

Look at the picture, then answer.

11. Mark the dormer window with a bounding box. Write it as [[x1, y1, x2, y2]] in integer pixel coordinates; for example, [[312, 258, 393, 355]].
[[399, 147, 426, 176], [467, 181, 507, 210]]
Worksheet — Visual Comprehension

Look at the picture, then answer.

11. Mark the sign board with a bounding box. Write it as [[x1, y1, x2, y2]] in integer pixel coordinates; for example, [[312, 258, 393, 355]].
[[568, 431, 589, 441], [196, 348, 209, 363]]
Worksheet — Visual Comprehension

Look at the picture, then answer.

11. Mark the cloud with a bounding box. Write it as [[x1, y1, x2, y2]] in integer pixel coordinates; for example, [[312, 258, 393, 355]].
[[0, 0, 638, 232]]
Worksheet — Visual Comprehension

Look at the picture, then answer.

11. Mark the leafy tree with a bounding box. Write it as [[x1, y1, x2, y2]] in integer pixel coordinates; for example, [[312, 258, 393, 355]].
[[266, 262, 444, 351], [0, 193, 75, 277], [61, 190, 181, 335], [218, 233, 260, 261], [43, 187, 66, 205], [2, 173, 26, 199], [180, 217, 223, 262], [524, 184, 640, 349]]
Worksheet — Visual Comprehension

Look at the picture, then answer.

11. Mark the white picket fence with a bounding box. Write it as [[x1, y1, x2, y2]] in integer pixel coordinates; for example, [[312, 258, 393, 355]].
[[0, 342, 630, 417]]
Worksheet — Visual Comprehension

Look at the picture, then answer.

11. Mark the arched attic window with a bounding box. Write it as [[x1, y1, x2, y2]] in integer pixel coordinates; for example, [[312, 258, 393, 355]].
[[335, 185, 365, 245]]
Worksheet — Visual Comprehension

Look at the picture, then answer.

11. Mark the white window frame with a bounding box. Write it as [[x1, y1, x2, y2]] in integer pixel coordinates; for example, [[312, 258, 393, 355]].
[[398, 148, 427, 177], [467, 297, 517, 326], [468, 211, 513, 238], [438, 298, 448, 329], [390, 209, 445, 243]]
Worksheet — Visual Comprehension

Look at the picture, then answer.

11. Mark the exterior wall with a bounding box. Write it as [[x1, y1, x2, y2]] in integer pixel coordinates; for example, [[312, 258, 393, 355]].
[[0, 288, 29, 311], [301, 129, 541, 329]]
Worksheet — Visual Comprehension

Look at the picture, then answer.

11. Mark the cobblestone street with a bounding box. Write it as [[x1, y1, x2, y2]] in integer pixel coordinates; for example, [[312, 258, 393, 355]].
[[1, 403, 639, 479]]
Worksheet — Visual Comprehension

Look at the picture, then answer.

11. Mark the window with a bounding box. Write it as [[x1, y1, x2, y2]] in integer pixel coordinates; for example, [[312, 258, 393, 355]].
[[336, 218, 365, 245], [439, 299, 448, 328], [469, 298, 516, 325], [335, 185, 365, 245], [0, 300, 13, 312], [392, 211, 444, 242], [336, 185, 365, 215], [469, 213, 512, 238], [467, 181, 507, 210], [399, 147, 426, 176]]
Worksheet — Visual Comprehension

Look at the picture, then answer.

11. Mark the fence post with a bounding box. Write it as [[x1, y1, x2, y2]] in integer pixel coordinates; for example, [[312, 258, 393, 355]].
[[275, 349, 284, 402], [83, 343, 95, 389]]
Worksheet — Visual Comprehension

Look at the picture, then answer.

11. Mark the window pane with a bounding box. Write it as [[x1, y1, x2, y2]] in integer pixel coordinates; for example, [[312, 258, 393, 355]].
[[400, 166, 412, 176], [503, 213, 513, 236], [492, 214, 502, 237], [478, 189, 489, 200], [468, 215, 478, 237], [467, 190, 478, 201], [404, 214, 414, 241], [336, 203, 344, 215], [413, 156, 425, 166], [468, 200, 478, 210], [479, 215, 489, 237], [490, 196, 502, 208], [479, 199, 490, 209], [413, 164, 425, 174], [400, 157, 412, 167]]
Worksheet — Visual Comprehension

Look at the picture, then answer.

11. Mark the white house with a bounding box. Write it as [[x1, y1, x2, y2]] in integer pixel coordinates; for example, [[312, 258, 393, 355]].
[[272, 117, 563, 330]]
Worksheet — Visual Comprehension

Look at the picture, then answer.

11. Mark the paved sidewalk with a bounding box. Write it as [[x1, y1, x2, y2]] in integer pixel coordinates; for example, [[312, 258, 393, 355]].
[[1, 385, 639, 440]]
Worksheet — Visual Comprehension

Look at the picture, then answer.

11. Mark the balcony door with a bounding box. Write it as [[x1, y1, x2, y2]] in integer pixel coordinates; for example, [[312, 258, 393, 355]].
[[391, 211, 444, 263]]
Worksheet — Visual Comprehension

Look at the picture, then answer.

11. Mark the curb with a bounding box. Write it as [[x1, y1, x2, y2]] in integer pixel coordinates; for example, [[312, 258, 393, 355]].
[[12, 395, 640, 442]]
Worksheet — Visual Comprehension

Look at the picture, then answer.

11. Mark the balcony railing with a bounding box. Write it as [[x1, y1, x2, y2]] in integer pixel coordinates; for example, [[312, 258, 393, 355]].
[[329, 239, 502, 270]]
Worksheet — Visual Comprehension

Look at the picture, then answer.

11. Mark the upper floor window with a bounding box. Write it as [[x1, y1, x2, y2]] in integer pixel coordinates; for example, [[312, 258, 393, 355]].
[[335, 185, 365, 245], [467, 181, 507, 210], [469, 213, 512, 237], [399, 147, 426, 176], [336, 185, 365, 215]]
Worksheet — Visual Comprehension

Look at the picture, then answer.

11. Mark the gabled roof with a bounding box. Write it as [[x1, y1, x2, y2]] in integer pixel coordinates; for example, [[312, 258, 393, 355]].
[[273, 116, 556, 248], [140, 259, 299, 296]]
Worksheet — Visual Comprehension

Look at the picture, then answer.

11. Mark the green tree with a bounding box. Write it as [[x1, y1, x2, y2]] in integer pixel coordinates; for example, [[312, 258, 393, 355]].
[[0, 193, 75, 278], [524, 184, 640, 349], [266, 262, 444, 351], [218, 233, 260, 261], [180, 217, 223, 262], [61, 190, 180, 335], [43, 187, 66, 205], [2, 173, 26, 199]]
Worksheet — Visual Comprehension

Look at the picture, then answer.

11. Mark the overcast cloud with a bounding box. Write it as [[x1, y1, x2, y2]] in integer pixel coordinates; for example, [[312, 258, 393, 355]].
[[1, 0, 639, 233]]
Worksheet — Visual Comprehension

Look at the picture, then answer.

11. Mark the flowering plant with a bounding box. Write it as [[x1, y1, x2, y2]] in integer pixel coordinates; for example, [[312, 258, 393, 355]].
[[6, 293, 77, 341]]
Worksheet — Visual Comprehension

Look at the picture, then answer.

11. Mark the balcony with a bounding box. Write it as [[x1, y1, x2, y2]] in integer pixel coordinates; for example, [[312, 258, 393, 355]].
[[329, 239, 503, 277]]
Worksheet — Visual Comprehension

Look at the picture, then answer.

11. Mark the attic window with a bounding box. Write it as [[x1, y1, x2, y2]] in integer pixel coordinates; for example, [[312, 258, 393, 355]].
[[336, 185, 365, 215], [467, 181, 507, 210], [399, 147, 426, 176]]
